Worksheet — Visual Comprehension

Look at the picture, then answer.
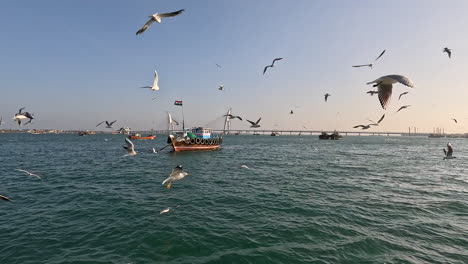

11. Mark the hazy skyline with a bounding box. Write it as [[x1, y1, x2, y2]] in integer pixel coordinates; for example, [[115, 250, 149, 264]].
[[1, 0, 468, 133]]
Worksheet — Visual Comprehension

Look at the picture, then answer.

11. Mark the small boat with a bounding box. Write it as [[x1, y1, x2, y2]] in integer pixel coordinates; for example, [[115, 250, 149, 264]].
[[128, 133, 156, 140], [168, 127, 222, 152], [270, 132, 280, 136], [319, 131, 343, 140]]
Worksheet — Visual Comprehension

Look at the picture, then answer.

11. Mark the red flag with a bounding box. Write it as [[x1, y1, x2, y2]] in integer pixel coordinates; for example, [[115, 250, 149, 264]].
[[174, 100, 183, 106]]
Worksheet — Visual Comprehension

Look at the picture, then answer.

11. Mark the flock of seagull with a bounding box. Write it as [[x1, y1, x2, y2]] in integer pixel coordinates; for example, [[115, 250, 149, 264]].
[[1, 8, 460, 203]]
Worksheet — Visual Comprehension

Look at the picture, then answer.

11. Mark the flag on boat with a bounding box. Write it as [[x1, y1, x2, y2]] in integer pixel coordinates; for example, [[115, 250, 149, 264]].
[[174, 100, 183, 106]]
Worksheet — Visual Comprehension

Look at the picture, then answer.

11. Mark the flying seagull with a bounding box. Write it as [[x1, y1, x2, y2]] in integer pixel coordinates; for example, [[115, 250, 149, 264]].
[[443, 47, 452, 58], [367, 90, 378, 96], [224, 114, 242, 121], [216, 64, 222, 69], [366, 75, 414, 109], [136, 9, 185, 35], [451, 118, 458, 123], [324, 93, 331, 102], [396, 105, 411, 113], [290, 110, 294, 114], [162, 165, 189, 189], [247, 118, 262, 128], [352, 49, 386, 68], [398, 91, 409, 100], [13, 107, 34, 126], [443, 143, 455, 159], [140, 70, 159, 91], [368, 114, 385, 126], [123, 138, 137, 156], [0, 195, 11, 202], [16, 169, 41, 179], [263, 58, 283, 75], [160, 205, 180, 215], [353, 124, 371, 130], [218, 85, 224, 91], [96, 120, 117, 128]]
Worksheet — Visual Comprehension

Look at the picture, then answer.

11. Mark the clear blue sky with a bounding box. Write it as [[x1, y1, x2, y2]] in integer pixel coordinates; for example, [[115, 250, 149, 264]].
[[1, 0, 468, 132]]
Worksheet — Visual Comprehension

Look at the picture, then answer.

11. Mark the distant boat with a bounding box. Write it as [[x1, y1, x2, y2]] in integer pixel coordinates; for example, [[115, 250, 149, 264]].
[[270, 132, 280, 136], [319, 131, 342, 140], [253, 132, 261, 136], [128, 133, 156, 140]]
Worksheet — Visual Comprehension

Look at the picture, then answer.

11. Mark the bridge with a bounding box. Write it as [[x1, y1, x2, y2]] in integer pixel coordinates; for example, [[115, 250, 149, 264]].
[[148, 129, 432, 137]]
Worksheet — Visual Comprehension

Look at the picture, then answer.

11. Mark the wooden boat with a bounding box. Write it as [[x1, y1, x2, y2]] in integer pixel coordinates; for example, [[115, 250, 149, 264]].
[[128, 133, 156, 140], [270, 132, 280, 136], [168, 127, 222, 152]]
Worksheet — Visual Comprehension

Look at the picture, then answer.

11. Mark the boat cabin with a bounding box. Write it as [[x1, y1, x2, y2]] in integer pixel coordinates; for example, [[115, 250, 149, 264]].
[[192, 127, 212, 139]]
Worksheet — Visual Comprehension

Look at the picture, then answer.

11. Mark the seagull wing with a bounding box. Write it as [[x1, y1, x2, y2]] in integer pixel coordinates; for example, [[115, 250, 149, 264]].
[[263, 65, 271, 75], [272, 58, 283, 65], [377, 114, 385, 124], [136, 17, 155, 35], [125, 138, 135, 151], [96, 121, 105, 127], [398, 91, 408, 100], [352, 64, 371, 67], [109, 120, 117, 126], [18, 107, 25, 113], [386, 75, 415, 88], [353, 125, 363, 128], [140, 86, 152, 89], [377, 83, 393, 109], [452, 118, 457, 123], [236, 116, 243, 121], [246, 120, 256, 126], [448, 50, 451, 58], [152, 70, 159, 90], [375, 50, 386, 61], [255, 118, 262, 124], [158, 9, 185, 18]]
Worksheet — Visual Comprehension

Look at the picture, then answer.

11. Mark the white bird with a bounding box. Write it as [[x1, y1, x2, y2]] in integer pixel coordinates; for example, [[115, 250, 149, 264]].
[[240, 165, 249, 169], [451, 118, 458, 124], [366, 75, 414, 109], [0, 195, 11, 201], [218, 85, 224, 91], [368, 114, 385, 126], [443, 143, 455, 159], [16, 169, 42, 179], [352, 50, 386, 68], [247, 118, 262, 128], [160, 205, 180, 215], [152, 147, 158, 153], [96, 120, 117, 128], [162, 165, 189, 189], [263, 58, 283, 75], [396, 105, 411, 113], [123, 138, 137, 156], [324, 93, 331, 102], [140, 71, 159, 91], [136, 9, 185, 35]]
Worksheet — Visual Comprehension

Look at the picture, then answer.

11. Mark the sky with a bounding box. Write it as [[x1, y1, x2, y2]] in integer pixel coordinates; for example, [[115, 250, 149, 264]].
[[1, 0, 468, 133]]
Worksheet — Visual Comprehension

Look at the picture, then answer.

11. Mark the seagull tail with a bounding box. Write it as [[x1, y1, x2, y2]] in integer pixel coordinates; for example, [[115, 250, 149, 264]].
[[366, 81, 374, 85]]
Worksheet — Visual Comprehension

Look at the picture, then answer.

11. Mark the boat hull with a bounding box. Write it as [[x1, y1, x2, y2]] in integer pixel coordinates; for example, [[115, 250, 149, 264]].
[[169, 135, 222, 152], [129, 135, 156, 140]]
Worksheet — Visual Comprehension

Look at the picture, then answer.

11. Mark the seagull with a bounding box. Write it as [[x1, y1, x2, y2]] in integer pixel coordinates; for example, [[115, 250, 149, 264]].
[[352, 50, 386, 68], [366, 75, 415, 109], [123, 138, 137, 156], [324, 93, 331, 102], [368, 114, 385, 126], [353, 124, 371, 130], [443, 143, 455, 160], [152, 147, 158, 153], [352, 64, 373, 68], [290, 110, 294, 114], [247, 118, 262, 128], [367, 90, 378, 96], [160, 205, 180, 215], [216, 64, 222, 69], [451, 118, 458, 124], [263, 58, 283, 75], [443, 47, 452, 58], [398, 91, 409, 100], [13, 107, 34, 126], [218, 85, 224, 91], [136, 9, 185, 35], [16, 169, 42, 179], [0, 195, 11, 202], [162, 165, 189, 189], [152, 97, 157, 100], [96, 120, 117, 128], [224, 114, 242, 121], [140, 71, 159, 91], [240, 165, 249, 169], [396, 105, 411, 113]]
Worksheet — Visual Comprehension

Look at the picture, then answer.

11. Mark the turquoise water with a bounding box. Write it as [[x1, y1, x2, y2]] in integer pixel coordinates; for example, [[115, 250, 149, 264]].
[[1, 134, 467, 263]]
